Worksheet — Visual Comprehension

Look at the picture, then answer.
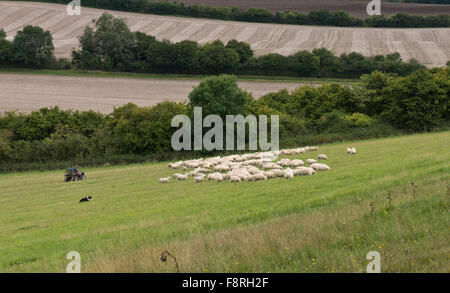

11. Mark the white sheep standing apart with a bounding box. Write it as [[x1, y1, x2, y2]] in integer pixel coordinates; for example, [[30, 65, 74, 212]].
[[347, 147, 357, 154], [159, 177, 170, 183], [318, 154, 328, 160]]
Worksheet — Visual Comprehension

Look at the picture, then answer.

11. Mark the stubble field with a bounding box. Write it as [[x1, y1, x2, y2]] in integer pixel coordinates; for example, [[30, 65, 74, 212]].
[[1, 1, 449, 67]]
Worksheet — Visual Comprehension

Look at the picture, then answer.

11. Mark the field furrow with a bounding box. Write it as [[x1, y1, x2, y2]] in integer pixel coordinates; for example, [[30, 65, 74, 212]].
[[0, 1, 449, 67]]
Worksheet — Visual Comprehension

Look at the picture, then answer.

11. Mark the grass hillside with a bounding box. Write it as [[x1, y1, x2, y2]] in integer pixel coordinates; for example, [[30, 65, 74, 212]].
[[0, 132, 448, 272]]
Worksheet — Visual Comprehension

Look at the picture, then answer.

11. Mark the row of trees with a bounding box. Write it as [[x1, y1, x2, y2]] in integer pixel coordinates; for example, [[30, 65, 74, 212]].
[[1, 67, 448, 170], [0, 27, 60, 68], [71, 13, 425, 78], [0, 17, 426, 78], [13, 0, 450, 27]]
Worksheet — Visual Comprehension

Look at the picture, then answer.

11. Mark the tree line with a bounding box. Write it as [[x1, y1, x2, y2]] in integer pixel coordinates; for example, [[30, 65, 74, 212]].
[[0, 14, 428, 79], [11, 0, 450, 27], [1, 68, 448, 172]]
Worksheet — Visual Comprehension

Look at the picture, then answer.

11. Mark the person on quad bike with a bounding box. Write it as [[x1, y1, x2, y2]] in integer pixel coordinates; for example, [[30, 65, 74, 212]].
[[74, 165, 81, 177]]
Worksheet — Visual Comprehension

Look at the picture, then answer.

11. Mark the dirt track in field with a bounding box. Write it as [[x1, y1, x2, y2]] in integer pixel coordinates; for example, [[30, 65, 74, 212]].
[[178, 0, 450, 18], [0, 1, 449, 68], [0, 73, 308, 113]]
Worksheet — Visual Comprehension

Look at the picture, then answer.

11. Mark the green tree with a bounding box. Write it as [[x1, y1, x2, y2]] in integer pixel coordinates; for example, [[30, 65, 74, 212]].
[[226, 39, 253, 64], [293, 51, 320, 77], [188, 74, 248, 118], [199, 40, 239, 74], [381, 69, 447, 131], [74, 12, 136, 70], [0, 38, 13, 65], [12, 25, 54, 67], [0, 29, 6, 39], [313, 48, 339, 77]]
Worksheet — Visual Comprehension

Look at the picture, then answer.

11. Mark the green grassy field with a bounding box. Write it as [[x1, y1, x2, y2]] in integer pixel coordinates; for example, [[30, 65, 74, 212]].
[[0, 68, 359, 85], [0, 132, 448, 273]]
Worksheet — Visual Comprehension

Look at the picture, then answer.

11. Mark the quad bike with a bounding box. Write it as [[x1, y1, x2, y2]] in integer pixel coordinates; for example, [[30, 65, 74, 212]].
[[65, 168, 86, 182]]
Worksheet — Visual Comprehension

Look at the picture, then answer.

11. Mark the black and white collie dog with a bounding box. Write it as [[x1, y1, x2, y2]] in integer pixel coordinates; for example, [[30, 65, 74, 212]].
[[79, 196, 92, 203]]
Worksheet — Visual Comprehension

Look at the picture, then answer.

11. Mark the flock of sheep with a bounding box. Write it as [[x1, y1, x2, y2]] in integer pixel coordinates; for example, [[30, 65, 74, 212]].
[[158, 146, 357, 184]]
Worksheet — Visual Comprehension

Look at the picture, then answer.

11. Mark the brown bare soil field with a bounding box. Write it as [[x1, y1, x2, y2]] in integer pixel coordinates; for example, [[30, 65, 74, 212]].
[[0, 1, 449, 67], [0, 73, 307, 113], [179, 0, 450, 18]]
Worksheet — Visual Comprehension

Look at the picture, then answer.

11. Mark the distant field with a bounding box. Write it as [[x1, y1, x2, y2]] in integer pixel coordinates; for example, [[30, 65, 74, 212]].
[[178, 0, 450, 17], [0, 72, 327, 113], [1, 1, 449, 67], [0, 132, 448, 272]]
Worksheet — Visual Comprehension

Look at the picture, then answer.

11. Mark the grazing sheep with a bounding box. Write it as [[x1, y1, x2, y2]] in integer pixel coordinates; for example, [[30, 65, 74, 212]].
[[251, 173, 267, 181], [310, 163, 331, 171], [318, 154, 328, 160], [208, 172, 223, 181], [278, 159, 291, 167], [159, 177, 170, 183], [293, 167, 316, 176], [347, 147, 357, 154], [264, 171, 276, 179], [284, 168, 294, 179], [213, 173, 224, 182], [176, 174, 189, 180], [173, 173, 183, 179], [308, 146, 318, 151], [214, 164, 230, 172], [194, 176, 204, 183], [169, 161, 183, 169], [230, 176, 241, 183], [306, 159, 318, 165], [272, 169, 285, 177], [290, 159, 304, 167]]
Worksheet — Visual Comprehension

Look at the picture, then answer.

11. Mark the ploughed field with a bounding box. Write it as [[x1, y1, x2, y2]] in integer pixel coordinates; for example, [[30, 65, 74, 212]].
[[0, 132, 448, 272], [0, 1, 449, 67], [0, 73, 310, 113], [178, 0, 450, 18]]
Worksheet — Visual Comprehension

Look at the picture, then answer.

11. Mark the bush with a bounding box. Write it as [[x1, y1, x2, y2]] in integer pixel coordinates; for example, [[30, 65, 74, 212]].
[[345, 113, 374, 127], [188, 74, 248, 118]]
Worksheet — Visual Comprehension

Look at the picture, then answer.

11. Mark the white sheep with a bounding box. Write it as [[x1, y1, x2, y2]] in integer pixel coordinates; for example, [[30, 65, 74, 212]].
[[293, 166, 316, 176], [284, 168, 294, 179], [251, 173, 267, 181], [278, 159, 291, 167], [177, 174, 188, 180], [290, 159, 304, 167], [159, 177, 170, 183], [230, 176, 241, 183], [194, 176, 204, 183], [310, 163, 331, 171], [347, 147, 357, 154], [173, 173, 183, 179], [264, 171, 277, 179], [306, 159, 318, 165], [308, 146, 318, 151], [272, 169, 285, 177], [318, 154, 328, 160]]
